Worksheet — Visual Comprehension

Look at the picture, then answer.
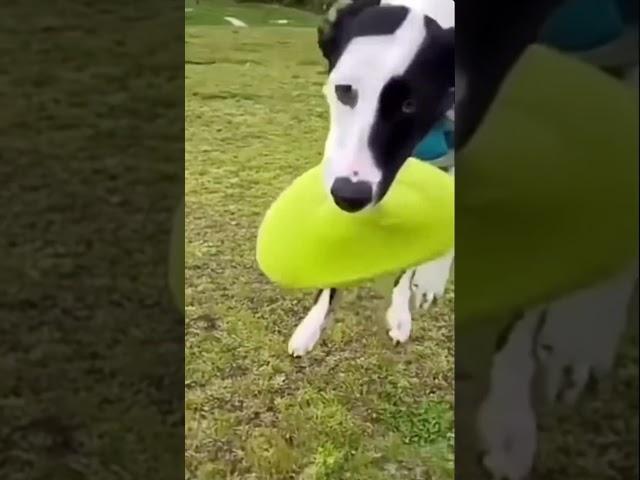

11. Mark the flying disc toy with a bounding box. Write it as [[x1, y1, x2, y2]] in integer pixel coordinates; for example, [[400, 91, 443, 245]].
[[256, 159, 454, 290], [456, 44, 638, 326]]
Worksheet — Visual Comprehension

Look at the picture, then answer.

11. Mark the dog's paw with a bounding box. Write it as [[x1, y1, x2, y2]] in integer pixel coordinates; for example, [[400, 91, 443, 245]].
[[288, 321, 322, 357], [385, 306, 412, 345]]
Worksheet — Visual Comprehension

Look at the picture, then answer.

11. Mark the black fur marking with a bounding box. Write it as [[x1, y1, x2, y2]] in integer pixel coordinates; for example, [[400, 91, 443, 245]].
[[314, 288, 338, 306], [378, 78, 413, 121], [422, 13, 442, 32], [328, 288, 338, 304], [454, 0, 566, 149], [313, 289, 323, 303], [370, 24, 454, 201], [335, 84, 358, 107], [349, 5, 409, 38], [326, 288, 339, 317], [312, 288, 338, 319], [494, 314, 520, 352], [532, 308, 548, 360], [393, 271, 405, 287], [317, 0, 381, 70]]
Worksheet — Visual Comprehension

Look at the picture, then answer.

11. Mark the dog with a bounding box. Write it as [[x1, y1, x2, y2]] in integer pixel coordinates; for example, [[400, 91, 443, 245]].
[[287, 0, 455, 357]]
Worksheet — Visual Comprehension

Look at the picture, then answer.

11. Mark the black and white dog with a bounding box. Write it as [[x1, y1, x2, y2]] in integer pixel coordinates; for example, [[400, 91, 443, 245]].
[[287, 0, 455, 356]]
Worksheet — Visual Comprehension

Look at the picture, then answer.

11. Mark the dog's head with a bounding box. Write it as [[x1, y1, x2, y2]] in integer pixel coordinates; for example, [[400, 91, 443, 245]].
[[318, 0, 454, 212]]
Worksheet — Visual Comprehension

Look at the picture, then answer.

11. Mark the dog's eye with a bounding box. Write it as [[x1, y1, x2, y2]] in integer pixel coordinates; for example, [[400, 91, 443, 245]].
[[335, 84, 358, 108], [401, 98, 416, 114]]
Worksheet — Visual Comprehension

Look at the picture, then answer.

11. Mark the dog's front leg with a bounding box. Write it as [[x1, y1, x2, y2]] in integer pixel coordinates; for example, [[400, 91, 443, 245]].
[[386, 270, 415, 345], [288, 288, 339, 357], [412, 251, 454, 311]]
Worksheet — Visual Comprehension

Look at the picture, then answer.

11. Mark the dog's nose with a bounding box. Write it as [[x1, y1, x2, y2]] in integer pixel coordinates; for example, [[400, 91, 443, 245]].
[[330, 177, 373, 212]]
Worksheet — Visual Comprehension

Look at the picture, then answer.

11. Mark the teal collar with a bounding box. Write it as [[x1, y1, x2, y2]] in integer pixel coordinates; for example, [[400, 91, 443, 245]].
[[413, 118, 454, 167]]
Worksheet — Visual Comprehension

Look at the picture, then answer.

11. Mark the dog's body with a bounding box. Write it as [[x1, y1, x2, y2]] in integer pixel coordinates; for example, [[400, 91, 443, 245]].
[[288, 0, 455, 357]]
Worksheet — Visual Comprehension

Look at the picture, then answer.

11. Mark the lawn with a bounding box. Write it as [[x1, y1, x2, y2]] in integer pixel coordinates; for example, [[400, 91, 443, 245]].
[[185, 16, 454, 480], [185, 0, 320, 27]]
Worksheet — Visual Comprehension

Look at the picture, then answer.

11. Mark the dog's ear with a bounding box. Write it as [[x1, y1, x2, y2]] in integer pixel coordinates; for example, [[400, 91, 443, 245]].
[[419, 20, 455, 113], [437, 26, 455, 114], [422, 14, 454, 87], [318, 0, 381, 70]]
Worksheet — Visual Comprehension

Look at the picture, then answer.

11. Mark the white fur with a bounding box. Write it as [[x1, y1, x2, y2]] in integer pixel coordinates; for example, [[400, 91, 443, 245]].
[[288, 250, 453, 356], [412, 250, 453, 310], [536, 265, 637, 404], [386, 269, 415, 343], [323, 8, 428, 197], [477, 310, 541, 480], [288, 289, 335, 356]]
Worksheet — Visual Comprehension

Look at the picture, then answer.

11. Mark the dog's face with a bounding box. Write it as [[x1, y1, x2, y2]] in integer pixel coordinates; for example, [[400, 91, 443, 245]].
[[318, 1, 454, 212]]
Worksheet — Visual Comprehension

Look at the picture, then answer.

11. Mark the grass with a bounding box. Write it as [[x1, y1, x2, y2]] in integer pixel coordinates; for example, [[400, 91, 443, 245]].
[[185, 0, 320, 28], [185, 20, 454, 480], [1, 3, 184, 479]]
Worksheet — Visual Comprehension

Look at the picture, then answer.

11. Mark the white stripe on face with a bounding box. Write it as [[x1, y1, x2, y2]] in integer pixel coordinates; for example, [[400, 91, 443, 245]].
[[322, 8, 427, 202]]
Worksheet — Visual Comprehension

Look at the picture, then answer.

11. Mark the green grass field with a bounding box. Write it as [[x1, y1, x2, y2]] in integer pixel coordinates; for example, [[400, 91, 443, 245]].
[[185, 0, 320, 27], [185, 11, 455, 480]]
